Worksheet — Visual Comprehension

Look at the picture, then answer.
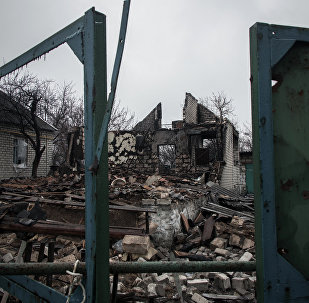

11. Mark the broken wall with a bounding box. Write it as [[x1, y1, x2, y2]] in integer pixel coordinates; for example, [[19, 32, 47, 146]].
[[183, 93, 198, 124], [108, 129, 216, 176], [183, 93, 218, 125], [108, 129, 187, 174], [197, 103, 218, 124], [134, 103, 162, 132], [220, 123, 240, 191]]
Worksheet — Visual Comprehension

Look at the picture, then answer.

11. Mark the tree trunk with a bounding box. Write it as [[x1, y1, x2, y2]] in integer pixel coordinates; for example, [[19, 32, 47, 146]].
[[32, 154, 40, 178], [31, 146, 45, 178]]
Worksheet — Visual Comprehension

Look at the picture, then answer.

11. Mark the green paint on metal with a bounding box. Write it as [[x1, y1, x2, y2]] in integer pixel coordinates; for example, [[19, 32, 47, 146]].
[[110, 261, 256, 274], [245, 163, 254, 194], [0, 261, 255, 275], [272, 42, 309, 280], [92, 11, 109, 303], [0, 263, 86, 275], [250, 23, 309, 302], [0, 276, 42, 303], [250, 23, 268, 303]]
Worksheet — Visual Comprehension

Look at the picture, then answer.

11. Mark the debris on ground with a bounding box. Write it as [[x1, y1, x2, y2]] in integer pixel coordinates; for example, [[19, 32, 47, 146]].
[[0, 171, 256, 302]]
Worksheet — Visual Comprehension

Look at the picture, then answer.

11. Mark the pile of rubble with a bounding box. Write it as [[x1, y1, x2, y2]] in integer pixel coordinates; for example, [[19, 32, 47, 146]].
[[109, 213, 255, 302], [0, 171, 256, 301]]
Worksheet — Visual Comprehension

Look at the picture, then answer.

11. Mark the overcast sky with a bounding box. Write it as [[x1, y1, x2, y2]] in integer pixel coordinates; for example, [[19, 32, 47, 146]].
[[1, 0, 309, 127]]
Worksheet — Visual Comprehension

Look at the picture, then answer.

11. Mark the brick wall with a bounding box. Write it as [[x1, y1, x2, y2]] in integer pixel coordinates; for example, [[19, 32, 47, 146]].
[[0, 126, 54, 180], [183, 93, 218, 125], [183, 93, 198, 124], [220, 123, 240, 191], [197, 103, 218, 124], [109, 130, 214, 177], [133, 103, 162, 132]]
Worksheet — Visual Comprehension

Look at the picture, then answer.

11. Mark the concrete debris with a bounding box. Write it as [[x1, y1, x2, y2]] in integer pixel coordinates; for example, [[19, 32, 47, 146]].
[[210, 237, 228, 250], [2, 252, 14, 263], [122, 235, 151, 255], [229, 234, 242, 247], [232, 277, 247, 292], [191, 293, 210, 303], [214, 247, 230, 257], [239, 251, 254, 262], [187, 279, 209, 291], [0, 168, 256, 301], [214, 273, 231, 290], [242, 238, 255, 250]]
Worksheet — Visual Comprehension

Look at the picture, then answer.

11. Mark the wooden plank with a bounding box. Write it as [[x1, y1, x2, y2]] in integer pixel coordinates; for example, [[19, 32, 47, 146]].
[[0, 217, 146, 238], [180, 213, 190, 233], [202, 216, 215, 241], [193, 212, 205, 224]]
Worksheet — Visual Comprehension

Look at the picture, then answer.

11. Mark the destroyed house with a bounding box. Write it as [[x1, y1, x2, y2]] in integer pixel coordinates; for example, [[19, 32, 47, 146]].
[[108, 93, 240, 191], [0, 91, 56, 179]]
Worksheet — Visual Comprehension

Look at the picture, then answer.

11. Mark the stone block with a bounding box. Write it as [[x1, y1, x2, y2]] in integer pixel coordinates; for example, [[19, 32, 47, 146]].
[[230, 216, 245, 227], [210, 237, 227, 250], [187, 279, 209, 291], [147, 283, 157, 297], [145, 175, 161, 186], [242, 238, 254, 250], [143, 275, 155, 284], [215, 256, 225, 261], [214, 248, 230, 257], [2, 253, 13, 263], [239, 251, 253, 262], [214, 273, 231, 290], [178, 275, 187, 284], [229, 234, 242, 247], [155, 274, 169, 284], [191, 293, 209, 303], [122, 235, 150, 255], [160, 192, 169, 199], [141, 199, 156, 206], [143, 247, 158, 261], [232, 277, 247, 292], [155, 284, 165, 297], [247, 276, 256, 289], [133, 277, 146, 288], [157, 199, 172, 206], [147, 283, 165, 297]]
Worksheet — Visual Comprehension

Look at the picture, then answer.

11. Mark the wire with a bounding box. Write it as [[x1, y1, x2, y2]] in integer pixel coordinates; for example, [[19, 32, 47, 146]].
[[65, 260, 86, 303]]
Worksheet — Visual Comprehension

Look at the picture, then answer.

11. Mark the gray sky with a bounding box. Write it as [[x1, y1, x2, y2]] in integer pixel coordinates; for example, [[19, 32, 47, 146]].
[[1, 0, 309, 127]]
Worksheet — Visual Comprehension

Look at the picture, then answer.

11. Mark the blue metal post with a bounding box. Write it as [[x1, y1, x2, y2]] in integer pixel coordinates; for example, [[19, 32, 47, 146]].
[[83, 8, 109, 303], [250, 22, 309, 302]]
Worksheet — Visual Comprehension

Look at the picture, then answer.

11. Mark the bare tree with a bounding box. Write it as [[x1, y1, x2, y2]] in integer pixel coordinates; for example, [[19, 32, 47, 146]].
[[199, 92, 236, 162], [158, 145, 176, 169], [0, 73, 56, 177], [48, 82, 84, 166], [239, 122, 252, 152], [200, 91, 234, 123], [109, 99, 135, 131]]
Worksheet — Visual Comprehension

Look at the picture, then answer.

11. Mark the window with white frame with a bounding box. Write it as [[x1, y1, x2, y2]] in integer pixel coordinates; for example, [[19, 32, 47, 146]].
[[13, 138, 27, 167]]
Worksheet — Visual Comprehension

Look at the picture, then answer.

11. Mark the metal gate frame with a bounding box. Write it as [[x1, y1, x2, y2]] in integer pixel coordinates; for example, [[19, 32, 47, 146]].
[[250, 23, 309, 302], [0, 6, 111, 303]]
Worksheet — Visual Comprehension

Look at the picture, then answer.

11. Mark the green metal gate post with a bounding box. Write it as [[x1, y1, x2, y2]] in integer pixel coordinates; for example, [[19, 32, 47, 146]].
[[250, 23, 309, 302], [0, 7, 110, 302], [83, 9, 109, 302]]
